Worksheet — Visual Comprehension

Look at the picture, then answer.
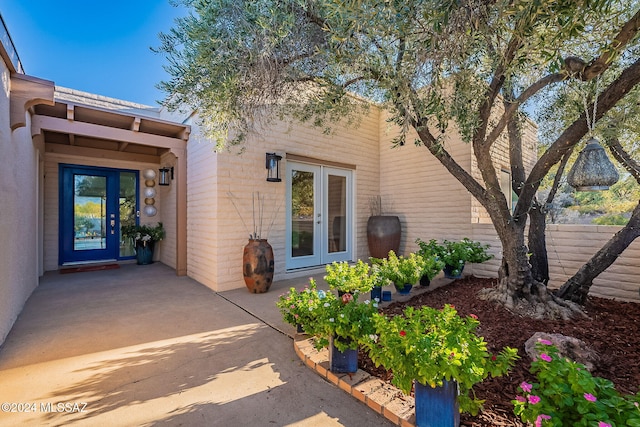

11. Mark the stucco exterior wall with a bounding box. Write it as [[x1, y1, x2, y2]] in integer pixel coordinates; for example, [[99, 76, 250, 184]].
[[0, 64, 39, 344]]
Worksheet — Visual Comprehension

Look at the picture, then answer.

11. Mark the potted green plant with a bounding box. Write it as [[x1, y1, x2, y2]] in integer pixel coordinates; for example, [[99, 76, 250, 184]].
[[276, 278, 330, 333], [312, 291, 379, 373], [361, 304, 518, 426], [417, 238, 493, 279], [324, 260, 377, 296], [370, 250, 427, 295], [121, 222, 165, 265]]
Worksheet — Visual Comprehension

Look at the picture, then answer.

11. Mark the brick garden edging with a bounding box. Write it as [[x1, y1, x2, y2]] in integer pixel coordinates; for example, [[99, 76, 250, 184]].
[[293, 335, 416, 426]]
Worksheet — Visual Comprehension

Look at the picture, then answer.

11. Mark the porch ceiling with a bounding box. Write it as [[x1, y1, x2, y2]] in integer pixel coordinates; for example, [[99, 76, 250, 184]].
[[33, 100, 190, 157]]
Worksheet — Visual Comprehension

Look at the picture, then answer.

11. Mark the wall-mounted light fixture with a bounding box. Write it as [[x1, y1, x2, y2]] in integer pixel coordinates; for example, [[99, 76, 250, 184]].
[[159, 166, 174, 186], [567, 137, 619, 191], [266, 152, 282, 182]]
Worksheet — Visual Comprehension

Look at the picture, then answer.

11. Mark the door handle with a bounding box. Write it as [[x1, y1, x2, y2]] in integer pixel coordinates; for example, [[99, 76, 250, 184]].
[[110, 219, 115, 235]]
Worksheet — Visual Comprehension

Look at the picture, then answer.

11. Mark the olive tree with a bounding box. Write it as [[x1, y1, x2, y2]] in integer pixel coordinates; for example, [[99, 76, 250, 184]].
[[157, 0, 640, 318]]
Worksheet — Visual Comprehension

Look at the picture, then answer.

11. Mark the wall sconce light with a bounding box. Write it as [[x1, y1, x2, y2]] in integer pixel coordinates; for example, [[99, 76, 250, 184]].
[[567, 137, 619, 191], [159, 166, 174, 186], [266, 152, 282, 182]]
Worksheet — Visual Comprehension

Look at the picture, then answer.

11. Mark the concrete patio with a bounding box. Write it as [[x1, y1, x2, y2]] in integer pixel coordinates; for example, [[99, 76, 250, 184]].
[[0, 263, 394, 427]]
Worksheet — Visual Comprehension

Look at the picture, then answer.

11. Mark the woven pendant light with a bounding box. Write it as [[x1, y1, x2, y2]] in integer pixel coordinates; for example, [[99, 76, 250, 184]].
[[567, 137, 619, 191]]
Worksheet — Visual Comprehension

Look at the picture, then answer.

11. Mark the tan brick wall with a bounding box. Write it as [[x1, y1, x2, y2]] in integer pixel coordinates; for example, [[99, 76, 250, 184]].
[[378, 117, 473, 255], [546, 224, 640, 302], [188, 108, 381, 292], [185, 117, 219, 289], [468, 223, 640, 302]]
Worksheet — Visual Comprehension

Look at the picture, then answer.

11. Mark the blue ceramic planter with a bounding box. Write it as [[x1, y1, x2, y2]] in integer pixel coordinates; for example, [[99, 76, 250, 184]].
[[329, 336, 358, 373], [394, 283, 413, 295], [136, 242, 154, 265], [414, 379, 460, 427], [443, 264, 464, 279], [370, 286, 382, 302]]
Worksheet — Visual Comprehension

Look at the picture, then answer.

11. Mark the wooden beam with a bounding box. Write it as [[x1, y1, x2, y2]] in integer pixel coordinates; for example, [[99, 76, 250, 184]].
[[131, 117, 140, 132], [32, 115, 186, 149], [45, 143, 161, 163], [66, 104, 74, 121]]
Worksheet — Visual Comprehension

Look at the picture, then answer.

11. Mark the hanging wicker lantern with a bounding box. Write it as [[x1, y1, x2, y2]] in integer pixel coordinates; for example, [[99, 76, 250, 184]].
[[567, 137, 619, 191]]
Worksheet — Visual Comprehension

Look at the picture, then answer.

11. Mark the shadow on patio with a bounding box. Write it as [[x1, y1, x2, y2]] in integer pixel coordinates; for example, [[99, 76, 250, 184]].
[[0, 263, 392, 427]]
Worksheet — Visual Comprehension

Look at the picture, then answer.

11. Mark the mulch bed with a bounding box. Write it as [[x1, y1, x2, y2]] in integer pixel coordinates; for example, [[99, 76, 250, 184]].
[[358, 276, 640, 426]]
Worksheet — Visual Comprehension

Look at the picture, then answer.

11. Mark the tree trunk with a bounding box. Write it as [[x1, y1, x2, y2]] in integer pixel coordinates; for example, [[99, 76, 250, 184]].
[[555, 202, 640, 304], [528, 201, 549, 286]]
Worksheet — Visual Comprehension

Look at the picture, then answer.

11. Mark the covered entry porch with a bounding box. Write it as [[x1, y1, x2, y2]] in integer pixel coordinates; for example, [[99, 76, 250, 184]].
[[33, 89, 190, 275]]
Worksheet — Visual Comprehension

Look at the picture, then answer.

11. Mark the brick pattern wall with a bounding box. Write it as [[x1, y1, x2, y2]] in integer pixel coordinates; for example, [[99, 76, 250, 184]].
[[468, 223, 640, 303], [188, 109, 381, 292]]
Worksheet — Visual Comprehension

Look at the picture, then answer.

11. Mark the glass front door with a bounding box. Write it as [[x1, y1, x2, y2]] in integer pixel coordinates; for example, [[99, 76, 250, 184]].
[[59, 165, 138, 264], [286, 162, 353, 269]]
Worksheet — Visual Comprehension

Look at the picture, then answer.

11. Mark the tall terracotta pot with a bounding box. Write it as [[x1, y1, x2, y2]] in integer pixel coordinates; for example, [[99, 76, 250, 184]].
[[367, 215, 401, 259], [243, 239, 275, 293]]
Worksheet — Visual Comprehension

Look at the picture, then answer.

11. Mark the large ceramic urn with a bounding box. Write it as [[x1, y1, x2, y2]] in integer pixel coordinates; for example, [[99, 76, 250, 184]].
[[242, 239, 275, 293], [367, 215, 401, 259]]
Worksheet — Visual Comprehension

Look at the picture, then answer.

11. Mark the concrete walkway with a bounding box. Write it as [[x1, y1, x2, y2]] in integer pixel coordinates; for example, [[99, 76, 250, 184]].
[[0, 263, 393, 427]]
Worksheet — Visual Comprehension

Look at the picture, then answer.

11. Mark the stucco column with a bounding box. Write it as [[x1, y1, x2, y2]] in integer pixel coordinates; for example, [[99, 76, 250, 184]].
[[171, 148, 187, 276]]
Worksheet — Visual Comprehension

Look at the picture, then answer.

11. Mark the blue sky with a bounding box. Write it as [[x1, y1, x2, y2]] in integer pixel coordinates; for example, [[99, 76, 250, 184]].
[[2, 1, 187, 106]]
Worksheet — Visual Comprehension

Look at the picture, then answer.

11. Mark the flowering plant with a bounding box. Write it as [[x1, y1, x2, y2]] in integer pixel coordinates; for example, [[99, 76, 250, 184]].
[[416, 238, 493, 277], [311, 291, 379, 351], [276, 279, 328, 332], [121, 222, 165, 247], [361, 304, 518, 415], [513, 341, 640, 427], [371, 250, 430, 290], [324, 260, 379, 294]]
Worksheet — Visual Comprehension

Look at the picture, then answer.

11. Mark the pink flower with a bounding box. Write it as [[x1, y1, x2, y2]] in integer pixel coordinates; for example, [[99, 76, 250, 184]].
[[598, 423, 612, 427], [540, 353, 552, 362], [538, 339, 553, 345], [515, 395, 526, 403], [584, 393, 597, 402], [469, 313, 478, 319], [527, 395, 541, 405], [520, 381, 532, 393], [341, 293, 353, 304], [535, 414, 551, 427]]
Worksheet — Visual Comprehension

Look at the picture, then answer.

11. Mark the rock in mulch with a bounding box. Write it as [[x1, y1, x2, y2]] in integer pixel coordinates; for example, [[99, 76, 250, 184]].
[[525, 332, 600, 371]]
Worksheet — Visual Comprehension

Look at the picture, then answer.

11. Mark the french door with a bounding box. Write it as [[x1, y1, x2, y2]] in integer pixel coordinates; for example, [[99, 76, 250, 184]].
[[59, 165, 138, 264], [286, 161, 353, 269]]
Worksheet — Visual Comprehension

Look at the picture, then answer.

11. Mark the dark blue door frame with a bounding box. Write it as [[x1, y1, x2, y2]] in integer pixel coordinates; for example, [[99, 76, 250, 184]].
[[59, 164, 138, 265]]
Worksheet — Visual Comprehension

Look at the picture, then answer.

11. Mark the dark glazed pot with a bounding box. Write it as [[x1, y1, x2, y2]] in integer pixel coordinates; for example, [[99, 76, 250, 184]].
[[136, 241, 155, 265], [243, 239, 274, 293], [367, 215, 401, 259]]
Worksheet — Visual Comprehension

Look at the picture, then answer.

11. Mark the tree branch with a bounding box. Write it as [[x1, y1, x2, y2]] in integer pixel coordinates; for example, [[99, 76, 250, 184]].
[[581, 8, 640, 81], [518, 57, 640, 217], [608, 137, 640, 182]]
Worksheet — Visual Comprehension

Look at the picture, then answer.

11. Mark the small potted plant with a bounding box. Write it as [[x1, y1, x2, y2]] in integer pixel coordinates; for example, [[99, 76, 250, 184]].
[[417, 238, 493, 279], [324, 260, 377, 296], [361, 304, 518, 426], [121, 222, 165, 265], [276, 278, 329, 334], [312, 291, 379, 373], [370, 250, 427, 295]]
